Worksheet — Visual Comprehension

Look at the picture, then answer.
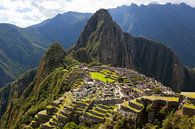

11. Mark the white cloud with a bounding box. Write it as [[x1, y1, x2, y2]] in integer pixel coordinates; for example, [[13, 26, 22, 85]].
[[0, 0, 194, 27]]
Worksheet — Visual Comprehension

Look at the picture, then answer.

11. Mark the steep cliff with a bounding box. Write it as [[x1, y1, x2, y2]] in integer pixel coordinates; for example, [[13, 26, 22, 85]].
[[73, 9, 185, 91]]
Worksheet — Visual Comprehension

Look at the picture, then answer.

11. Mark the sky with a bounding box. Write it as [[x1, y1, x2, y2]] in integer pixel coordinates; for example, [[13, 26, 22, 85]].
[[0, 0, 194, 27]]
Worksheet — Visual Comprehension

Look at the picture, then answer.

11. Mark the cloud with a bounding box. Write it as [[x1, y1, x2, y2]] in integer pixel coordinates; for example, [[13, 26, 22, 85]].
[[16, 8, 32, 13], [0, 0, 194, 27]]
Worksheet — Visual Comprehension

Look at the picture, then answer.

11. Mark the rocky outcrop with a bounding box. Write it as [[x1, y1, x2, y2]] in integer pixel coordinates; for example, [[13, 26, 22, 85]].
[[72, 9, 186, 91]]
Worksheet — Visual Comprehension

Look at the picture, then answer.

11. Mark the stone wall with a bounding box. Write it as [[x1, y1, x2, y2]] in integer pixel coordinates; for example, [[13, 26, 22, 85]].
[[182, 107, 195, 116]]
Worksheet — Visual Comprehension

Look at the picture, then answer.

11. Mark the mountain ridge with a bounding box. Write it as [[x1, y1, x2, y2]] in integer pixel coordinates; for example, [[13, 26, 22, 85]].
[[1, 3, 195, 86]]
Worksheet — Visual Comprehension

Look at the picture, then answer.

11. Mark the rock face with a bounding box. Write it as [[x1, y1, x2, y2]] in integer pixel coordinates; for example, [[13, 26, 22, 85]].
[[73, 9, 185, 91]]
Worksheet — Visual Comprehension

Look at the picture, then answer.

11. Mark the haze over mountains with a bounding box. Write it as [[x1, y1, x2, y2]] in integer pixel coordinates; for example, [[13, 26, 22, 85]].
[[0, 3, 195, 86]]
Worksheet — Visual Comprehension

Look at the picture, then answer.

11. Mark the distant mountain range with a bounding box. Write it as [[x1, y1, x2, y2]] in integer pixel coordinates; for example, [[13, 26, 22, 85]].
[[0, 3, 195, 86], [0, 24, 44, 86]]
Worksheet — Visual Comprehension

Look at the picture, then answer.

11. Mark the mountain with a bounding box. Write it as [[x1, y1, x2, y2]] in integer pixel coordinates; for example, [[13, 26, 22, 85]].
[[0, 12, 90, 86], [1, 3, 195, 87], [27, 12, 91, 48], [110, 3, 195, 66], [71, 9, 185, 91], [27, 3, 195, 66], [0, 43, 68, 128], [0, 24, 44, 86], [0, 9, 195, 128]]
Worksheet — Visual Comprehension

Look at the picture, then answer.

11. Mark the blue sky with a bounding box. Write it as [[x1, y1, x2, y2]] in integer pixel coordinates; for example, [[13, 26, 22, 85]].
[[0, 0, 194, 27]]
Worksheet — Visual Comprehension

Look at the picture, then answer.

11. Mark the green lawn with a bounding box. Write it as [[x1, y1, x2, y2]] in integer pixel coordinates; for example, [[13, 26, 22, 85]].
[[181, 92, 195, 98], [90, 72, 114, 83], [142, 96, 179, 102], [183, 103, 195, 109]]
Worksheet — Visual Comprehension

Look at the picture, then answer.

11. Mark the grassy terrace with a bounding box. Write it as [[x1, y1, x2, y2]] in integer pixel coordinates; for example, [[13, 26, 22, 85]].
[[101, 69, 118, 78], [142, 96, 179, 102], [130, 99, 143, 107], [86, 104, 115, 121], [86, 112, 105, 120], [34, 92, 73, 128], [183, 103, 195, 109], [90, 72, 114, 83], [132, 87, 143, 93], [98, 104, 115, 110], [89, 69, 118, 83], [122, 101, 141, 113], [181, 92, 195, 99], [95, 106, 109, 113]]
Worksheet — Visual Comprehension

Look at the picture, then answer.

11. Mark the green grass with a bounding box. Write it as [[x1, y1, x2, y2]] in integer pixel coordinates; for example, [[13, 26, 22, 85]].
[[132, 87, 143, 93], [90, 72, 114, 83], [95, 106, 109, 113], [46, 105, 53, 110], [183, 103, 195, 109], [143, 96, 179, 102], [44, 121, 52, 127], [98, 104, 115, 110], [91, 109, 105, 116], [38, 110, 47, 115], [130, 99, 143, 107], [181, 92, 195, 98], [86, 112, 105, 120], [122, 101, 141, 113], [101, 69, 118, 79], [76, 107, 86, 111]]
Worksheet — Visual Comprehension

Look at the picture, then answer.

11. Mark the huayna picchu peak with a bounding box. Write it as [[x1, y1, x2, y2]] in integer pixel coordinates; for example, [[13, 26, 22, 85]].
[[1, 8, 195, 129]]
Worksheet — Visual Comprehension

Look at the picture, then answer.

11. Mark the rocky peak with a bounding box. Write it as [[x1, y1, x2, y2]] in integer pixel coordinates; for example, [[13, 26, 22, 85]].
[[75, 9, 123, 49], [74, 9, 128, 66]]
